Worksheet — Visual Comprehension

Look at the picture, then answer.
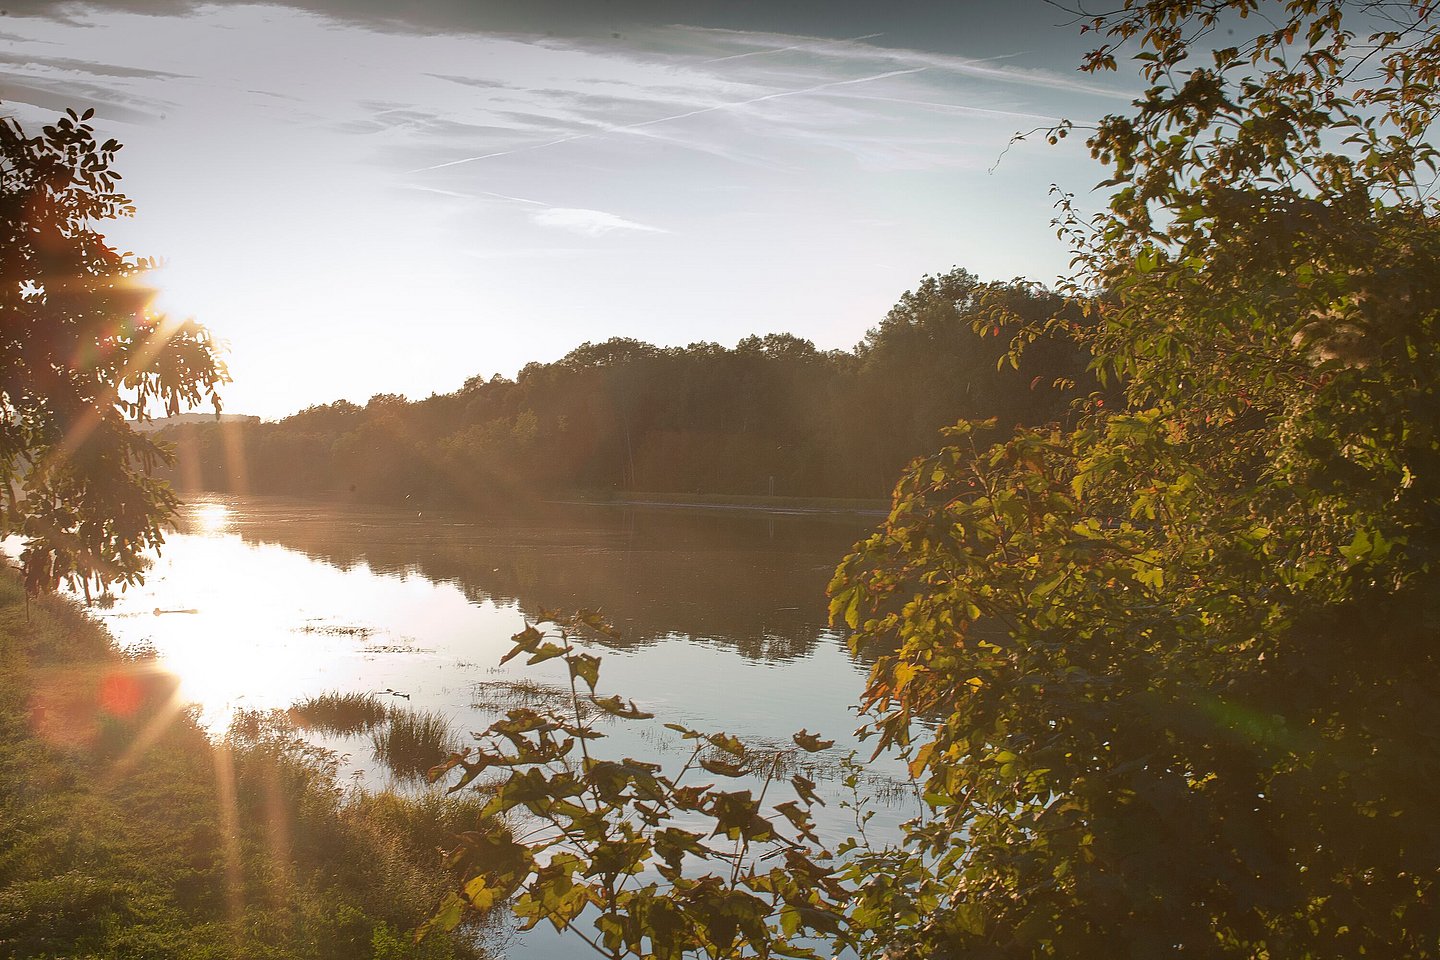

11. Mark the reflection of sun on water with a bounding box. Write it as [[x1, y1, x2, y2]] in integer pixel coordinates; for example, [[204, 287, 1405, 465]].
[[104, 534, 369, 735], [160, 631, 340, 735], [188, 502, 232, 536]]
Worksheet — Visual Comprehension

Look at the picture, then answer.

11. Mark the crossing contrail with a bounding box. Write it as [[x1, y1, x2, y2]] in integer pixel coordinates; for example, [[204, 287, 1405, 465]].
[[407, 66, 926, 174], [700, 32, 885, 64]]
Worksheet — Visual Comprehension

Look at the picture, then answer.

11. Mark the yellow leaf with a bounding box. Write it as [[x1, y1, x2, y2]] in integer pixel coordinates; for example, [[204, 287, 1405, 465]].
[[464, 875, 497, 911]]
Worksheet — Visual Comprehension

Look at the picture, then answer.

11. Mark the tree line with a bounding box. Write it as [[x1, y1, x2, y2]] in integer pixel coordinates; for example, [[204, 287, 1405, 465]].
[[159, 270, 1095, 505]]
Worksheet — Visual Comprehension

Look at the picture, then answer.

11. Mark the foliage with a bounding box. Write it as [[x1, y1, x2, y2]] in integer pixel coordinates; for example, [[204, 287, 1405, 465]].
[[158, 273, 1091, 504], [828, 1, 1440, 956], [424, 614, 848, 960], [0, 106, 227, 596]]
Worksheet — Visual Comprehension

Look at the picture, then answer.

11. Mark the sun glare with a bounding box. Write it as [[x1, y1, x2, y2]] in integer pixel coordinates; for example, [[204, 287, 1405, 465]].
[[189, 502, 232, 536]]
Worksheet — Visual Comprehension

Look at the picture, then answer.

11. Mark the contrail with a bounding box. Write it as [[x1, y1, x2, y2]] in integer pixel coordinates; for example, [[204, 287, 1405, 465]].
[[623, 66, 926, 131], [701, 32, 885, 64], [407, 133, 591, 173], [407, 66, 926, 174], [402, 183, 550, 205], [833, 93, 1063, 125]]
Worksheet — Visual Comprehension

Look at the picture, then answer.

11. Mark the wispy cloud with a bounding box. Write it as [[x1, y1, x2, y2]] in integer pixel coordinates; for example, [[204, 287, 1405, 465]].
[[1, 6, 1116, 179], [389, 23, 1126, 179], [0, 50, 193, 80], [823, 92, 1063, 125], [532, 207, 667, 236], [402, 182, 664, 238], [663, 26, 1129, 100], [699, 31, 886, 64], [407, 65, 925, 173]]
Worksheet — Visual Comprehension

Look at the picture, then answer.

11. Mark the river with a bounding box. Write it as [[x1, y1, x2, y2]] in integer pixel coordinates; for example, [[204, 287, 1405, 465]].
[[87, 495, 913, 959]]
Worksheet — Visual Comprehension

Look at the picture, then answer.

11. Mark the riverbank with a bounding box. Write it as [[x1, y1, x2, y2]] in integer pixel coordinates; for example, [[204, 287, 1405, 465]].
[[0, 572, 492, 959], [555, 490, 889, 517]]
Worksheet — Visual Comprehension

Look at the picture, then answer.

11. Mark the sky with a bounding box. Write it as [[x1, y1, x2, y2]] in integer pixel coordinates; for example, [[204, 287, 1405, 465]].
[[0, 0, 1133, 419]]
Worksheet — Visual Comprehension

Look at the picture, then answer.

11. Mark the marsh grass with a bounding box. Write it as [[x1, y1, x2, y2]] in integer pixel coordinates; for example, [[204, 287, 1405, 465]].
[[371, 707, 455, 781], [290, 690, 390, 734], [0, 576, 495, 960], [470, 677, 583, 715]]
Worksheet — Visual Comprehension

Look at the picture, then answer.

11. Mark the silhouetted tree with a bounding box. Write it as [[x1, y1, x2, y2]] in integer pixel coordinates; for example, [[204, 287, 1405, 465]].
[[0, 105, 226, 595]]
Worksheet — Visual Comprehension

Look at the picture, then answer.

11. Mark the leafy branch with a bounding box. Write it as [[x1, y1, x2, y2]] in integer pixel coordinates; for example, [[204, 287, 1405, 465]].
[[420, 613, 849, 960]]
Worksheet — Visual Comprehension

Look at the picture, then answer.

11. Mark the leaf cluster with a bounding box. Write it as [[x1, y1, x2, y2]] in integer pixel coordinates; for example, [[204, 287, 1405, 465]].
[[423, 614, 849, 960], [0, 105, 228, 595]]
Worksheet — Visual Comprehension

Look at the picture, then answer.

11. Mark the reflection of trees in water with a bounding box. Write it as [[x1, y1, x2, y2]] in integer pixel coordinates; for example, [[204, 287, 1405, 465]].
[[214, 499, 875, 663]]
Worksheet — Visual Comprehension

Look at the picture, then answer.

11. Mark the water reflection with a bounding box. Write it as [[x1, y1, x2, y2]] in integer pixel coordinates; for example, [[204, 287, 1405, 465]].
[[176, 496, 875, 663], [84, 495, 905, 960], [189, 501, 233, 536], [90, 496, 891, 764]]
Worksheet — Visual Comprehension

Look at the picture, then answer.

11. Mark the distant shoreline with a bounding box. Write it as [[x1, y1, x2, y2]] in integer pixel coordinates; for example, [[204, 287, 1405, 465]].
[[551, 492, 889, 518]]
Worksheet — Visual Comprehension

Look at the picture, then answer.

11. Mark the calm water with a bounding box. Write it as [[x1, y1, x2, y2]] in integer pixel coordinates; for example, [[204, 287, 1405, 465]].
[[89, 495, 913, 958]]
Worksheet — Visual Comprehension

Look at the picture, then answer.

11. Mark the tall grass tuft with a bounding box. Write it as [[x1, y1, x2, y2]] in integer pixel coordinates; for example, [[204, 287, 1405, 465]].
[[371, 708, 455, 781], [290, 690, 390, 734]]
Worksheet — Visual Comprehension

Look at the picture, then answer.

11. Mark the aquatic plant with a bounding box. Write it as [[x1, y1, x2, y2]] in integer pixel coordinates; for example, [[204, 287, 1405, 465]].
[[371, 708, 455, 782], [289, 690, 390, 734]]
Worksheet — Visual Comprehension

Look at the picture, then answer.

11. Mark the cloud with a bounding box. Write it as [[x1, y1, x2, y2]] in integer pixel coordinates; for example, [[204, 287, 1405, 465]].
[[0, 50, 193, 80], [407, 65, 925, 173], [0, 78, 169, 124], [0, 3, 1116, 180], [385, 22, 1125, 177], [531, 207, 667, 236], [656, 26, 1129, 99]]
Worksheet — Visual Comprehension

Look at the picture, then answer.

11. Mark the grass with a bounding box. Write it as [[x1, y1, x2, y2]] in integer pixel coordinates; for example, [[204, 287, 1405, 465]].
[[0, 571, 497, 959], [290, 690, 391, 734], [370, 708, 456, 782], [470, 678, 586, 716]]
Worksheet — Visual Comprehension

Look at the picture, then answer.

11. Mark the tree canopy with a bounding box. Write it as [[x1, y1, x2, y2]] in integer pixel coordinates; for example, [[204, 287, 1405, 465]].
[[0, 106, 226, 595], [160, 273, 1092, 505], [829, 1, 1440, 955]]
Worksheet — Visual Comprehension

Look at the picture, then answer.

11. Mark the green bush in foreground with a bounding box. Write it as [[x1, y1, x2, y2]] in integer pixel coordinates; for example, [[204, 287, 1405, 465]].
[[829, 2, 1440, 956]]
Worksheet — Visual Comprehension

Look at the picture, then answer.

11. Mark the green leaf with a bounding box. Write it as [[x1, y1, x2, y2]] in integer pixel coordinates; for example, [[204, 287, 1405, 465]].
[[709, 732, 746, 757], [591, 694, 654, 719], [463, 875, 497, 911]]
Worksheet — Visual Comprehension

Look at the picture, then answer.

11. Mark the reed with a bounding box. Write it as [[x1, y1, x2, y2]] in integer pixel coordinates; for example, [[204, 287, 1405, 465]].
[[289, 690, 389, 734], [371, 707, 455, 781]]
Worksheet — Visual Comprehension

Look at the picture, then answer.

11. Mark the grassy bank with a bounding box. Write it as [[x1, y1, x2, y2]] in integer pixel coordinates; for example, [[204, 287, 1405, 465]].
[[0, 574, 492, 960]]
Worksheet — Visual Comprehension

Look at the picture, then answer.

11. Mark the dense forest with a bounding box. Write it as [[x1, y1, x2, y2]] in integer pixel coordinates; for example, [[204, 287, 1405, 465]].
[[161, 270, 1094, 505]]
